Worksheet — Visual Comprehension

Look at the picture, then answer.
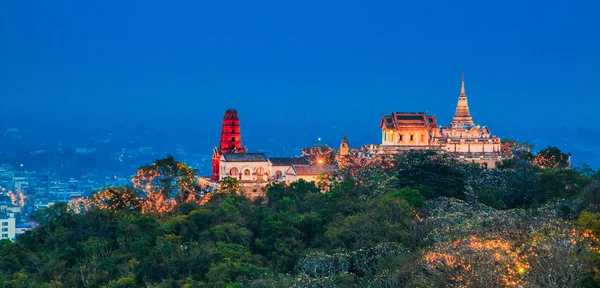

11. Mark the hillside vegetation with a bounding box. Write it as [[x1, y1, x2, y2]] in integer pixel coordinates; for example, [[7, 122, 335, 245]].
[[2, 146, 600, 288]]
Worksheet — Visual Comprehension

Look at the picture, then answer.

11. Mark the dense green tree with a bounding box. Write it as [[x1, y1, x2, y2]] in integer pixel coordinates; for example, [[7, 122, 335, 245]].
[[2, 150, 600, 287], [324, 192, 414, 251], [535, 168, 590, 203], [218, 177, 241, 196], [393, 151, 467, 200]]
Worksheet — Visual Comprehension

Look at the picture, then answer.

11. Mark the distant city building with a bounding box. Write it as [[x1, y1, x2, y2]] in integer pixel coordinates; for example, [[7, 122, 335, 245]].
[[2, 206, 21, 214], [16, 222, 37, 237], [0, 214, 16, 241], [362, 73, 503, 167], [13, 176, 28, 194]]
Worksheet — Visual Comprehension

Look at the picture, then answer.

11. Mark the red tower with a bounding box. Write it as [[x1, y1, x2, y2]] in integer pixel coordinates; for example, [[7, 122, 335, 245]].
[[211, 109, 246, 181]]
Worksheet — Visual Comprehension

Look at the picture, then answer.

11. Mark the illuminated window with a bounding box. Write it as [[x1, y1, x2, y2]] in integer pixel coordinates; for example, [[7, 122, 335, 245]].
[[256, 167, 265, 180], [421, 134, 425, 142], [230, 167, 239, 176]]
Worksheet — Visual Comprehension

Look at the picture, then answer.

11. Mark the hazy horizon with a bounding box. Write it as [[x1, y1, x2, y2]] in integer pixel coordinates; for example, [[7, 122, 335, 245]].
[[2, 0, 600, 167]]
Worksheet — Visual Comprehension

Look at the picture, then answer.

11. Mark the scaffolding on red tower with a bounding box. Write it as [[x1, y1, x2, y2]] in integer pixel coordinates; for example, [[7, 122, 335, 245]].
[[211, 109, 246, 181]]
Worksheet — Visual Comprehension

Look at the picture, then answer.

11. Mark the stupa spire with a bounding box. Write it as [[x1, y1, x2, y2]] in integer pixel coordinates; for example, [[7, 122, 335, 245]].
[[460, 71, 465, 95], [339, 133, 349, 157], [451, 72, 475, 127]]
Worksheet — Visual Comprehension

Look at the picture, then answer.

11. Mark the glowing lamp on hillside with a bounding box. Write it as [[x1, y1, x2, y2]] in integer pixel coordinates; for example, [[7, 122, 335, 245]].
[[317, 159, 324, 165]]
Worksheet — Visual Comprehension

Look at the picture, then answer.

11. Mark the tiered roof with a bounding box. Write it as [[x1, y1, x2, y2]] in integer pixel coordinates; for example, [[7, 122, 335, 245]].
[[381, 112, 437, 129]]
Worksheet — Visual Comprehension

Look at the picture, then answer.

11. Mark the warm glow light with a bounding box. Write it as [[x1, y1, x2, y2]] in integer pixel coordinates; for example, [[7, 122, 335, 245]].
[[317, 159, 323, 164], [388, 130, 393, 134], [424, 236, 531, 287]]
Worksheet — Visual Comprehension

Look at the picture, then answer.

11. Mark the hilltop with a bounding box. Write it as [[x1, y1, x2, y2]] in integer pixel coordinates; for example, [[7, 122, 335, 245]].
[[2, 147, 600, 287]]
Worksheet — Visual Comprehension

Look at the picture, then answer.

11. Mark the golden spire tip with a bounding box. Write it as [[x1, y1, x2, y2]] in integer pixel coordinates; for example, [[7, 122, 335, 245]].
[[460, 71, 466, 96]]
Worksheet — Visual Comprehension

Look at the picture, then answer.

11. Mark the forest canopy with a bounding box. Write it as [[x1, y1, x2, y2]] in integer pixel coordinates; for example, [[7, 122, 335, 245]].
[[2, 144, 600, 288]]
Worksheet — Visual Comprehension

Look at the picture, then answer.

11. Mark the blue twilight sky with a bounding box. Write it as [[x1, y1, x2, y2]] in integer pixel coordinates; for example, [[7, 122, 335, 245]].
[[1, 0, 599, 149]]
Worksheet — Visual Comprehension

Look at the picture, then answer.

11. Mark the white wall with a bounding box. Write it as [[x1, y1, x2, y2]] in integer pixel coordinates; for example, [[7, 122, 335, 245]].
[[382, 128, 432, 146], [0, 217, 16, 241], [16, 227, 30, 236], [442, 139, 501, 153], [220, 161, 271, 182], [284, 167, 322, 183], [297, 175, 319, 182]]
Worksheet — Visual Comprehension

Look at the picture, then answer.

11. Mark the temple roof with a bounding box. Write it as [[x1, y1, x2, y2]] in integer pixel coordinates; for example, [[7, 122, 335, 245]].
[[222, 153, 267, 162], [427, 116, 437, 128], [381, 112, 436, 129], [288, 164, 337, 175], [269, 157, 310, 166], [451, 72, 475, 127]]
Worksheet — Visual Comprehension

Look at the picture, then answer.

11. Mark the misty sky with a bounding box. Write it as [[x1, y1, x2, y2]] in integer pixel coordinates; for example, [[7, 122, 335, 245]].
[[1, 0, 599, 147]]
